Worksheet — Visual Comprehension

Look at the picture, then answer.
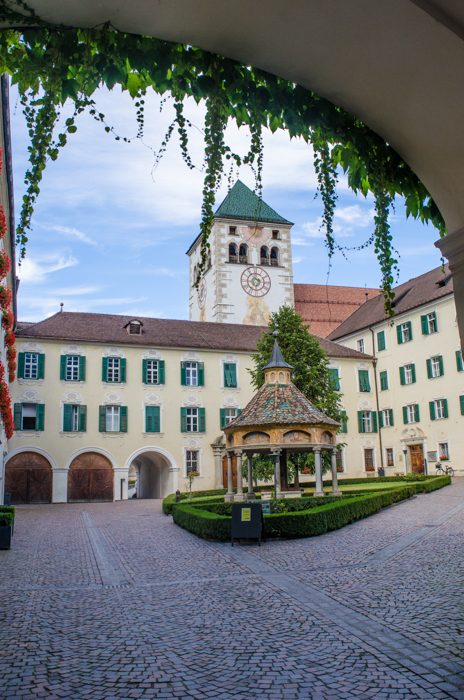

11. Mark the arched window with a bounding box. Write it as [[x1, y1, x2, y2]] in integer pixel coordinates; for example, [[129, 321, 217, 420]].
[[193, 265, 198, 285], [207, 249, 212, 270], [260, 246, 269, 265], [228, 243, 238, 263], [270, 247, 279, 266], [239, 244, 248, 263]]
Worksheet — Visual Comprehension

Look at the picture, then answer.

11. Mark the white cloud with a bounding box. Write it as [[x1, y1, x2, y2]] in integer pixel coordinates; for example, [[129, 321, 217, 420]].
[[18, 253, 78, 284], [150, 267, 184, 278], [292, 256, 305, 264], [334, 205, 374, 227], [45, 224, 100, 247]]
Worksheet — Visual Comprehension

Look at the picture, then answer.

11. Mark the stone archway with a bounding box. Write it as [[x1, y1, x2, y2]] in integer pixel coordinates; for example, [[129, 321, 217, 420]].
[[129, 449, 176, 499], [5, 451, 53, 504], [68, 451, 113, 502]]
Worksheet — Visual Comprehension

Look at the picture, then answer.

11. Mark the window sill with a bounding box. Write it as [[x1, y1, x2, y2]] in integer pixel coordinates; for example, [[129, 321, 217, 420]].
[[182, 431, 205, 435], [103, 382, 125, 388], [223, 386, 239, 391], [142, 383, 164, 389], [60, 431, 84, 438], [100, 432, 125, 438], [182, 386, 202, 391], [142, 432, 164, 438], [18, 378, 43, 385], [16, 430, 41, 437], [61, 380, 84, 387]]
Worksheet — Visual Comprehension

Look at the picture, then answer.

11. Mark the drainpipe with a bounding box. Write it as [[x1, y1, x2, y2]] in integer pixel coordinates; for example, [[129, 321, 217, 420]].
[[370, 328, 384, 472]]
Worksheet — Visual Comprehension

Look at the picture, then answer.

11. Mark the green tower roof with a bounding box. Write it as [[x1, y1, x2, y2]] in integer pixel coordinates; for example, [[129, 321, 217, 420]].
[[214, 180, 293, 225]]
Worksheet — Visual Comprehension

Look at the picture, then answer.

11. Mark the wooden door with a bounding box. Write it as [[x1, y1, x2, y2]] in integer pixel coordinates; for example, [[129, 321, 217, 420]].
[[409, 445, 424, 474], [68, 452, 113, 502], [222, 454, 237, 488], [5, 452, 52, 504]]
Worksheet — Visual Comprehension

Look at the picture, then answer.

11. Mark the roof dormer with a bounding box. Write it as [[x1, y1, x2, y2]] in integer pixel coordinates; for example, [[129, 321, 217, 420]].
[[125, 319, 143, 335]]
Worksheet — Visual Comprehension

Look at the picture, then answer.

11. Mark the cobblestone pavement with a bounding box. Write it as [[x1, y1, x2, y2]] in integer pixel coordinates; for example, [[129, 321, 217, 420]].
[[1, 481, 464, 700]]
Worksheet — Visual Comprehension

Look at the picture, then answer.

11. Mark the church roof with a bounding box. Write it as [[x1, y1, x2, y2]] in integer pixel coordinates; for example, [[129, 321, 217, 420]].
[[225, 380, 339, 429], [214, 180, 293, 225]]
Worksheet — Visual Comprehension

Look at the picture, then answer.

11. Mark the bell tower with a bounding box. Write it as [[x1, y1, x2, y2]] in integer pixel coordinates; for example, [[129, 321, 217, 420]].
[[187, 181, 294, 325]]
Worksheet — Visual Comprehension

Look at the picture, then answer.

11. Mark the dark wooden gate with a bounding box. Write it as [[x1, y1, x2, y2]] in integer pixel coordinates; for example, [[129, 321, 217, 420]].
[[5, 451, 52, 504], [222, 453, 237, 488], [68, 452, 113, 502], [409, 444, 425, 474]]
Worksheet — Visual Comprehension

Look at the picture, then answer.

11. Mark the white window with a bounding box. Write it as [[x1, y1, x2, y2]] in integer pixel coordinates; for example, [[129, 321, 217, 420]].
[[24, 353, 38, 379], [106, 406, 120, 432], [22, 403, 37, 430], [362, 411, 372, 432], [356, 339, 365, 353], [386, 447, 394, 466], [66, 355, 79, 381], [146, 360, 158, 384], [438, 442, 449, 460], [431, 356, 441, 378], [225, 408, 237, 425], [186, 362, 198, 386], [364, 448, 375, 471], [401, 323, 411, 343], [435, 399, 445, 419], [427, 312, 437, 334], [186, 407, 198, 432], [404, 364, 414, 384], [382, 409, 391, 427], [186, 450, 199, 475], [406, 405, 416, 423], [107, 358, 120, 382]]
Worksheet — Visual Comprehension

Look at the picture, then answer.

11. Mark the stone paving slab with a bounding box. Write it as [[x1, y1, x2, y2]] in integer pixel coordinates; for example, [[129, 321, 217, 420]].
[[0, 481, 463, 699]]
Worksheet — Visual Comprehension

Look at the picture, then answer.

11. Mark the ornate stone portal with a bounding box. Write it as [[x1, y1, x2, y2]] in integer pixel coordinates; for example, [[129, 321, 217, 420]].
[[222, 333, 341, 501]]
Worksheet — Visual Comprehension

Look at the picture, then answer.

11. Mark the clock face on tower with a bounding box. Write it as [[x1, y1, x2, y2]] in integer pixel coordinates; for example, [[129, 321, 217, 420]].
[[241, 267, 271, 297]]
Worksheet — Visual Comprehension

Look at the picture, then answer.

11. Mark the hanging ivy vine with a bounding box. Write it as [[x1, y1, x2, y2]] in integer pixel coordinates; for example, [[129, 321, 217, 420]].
[[0, 0, 447, 315]]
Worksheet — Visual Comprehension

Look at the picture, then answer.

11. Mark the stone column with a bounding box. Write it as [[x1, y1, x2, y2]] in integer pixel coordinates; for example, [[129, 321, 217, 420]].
[[225, 452, 234, 502], [280, 449, 288, 492], [212, 446, 224, 489], [275, 449, 282, 495], [235, 450, 245, 501], [314, 448, 324, 497], [294, 462, 300, 489], [246, 451, 255, 500], [330, 449, 341, 495]]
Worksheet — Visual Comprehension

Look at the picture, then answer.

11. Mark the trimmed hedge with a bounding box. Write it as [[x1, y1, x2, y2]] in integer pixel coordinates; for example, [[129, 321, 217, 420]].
[[0, 512, 13, 527], [163, 494, 226, 515], [171, 476, 450, 541], [299, 475, 429, 488], [0, 505, 15, 517]]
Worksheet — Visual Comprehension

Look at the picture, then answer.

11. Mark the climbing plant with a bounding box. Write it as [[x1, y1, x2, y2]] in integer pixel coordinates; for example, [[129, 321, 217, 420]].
[[0, 1, 447, 315]]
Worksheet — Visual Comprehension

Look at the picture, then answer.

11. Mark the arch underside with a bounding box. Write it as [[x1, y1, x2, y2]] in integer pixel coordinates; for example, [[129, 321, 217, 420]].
[[132, 450, 173, 499]]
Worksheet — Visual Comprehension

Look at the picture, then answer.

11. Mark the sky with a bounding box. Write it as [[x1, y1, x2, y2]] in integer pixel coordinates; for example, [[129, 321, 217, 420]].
[[9, 84, 445, 323]]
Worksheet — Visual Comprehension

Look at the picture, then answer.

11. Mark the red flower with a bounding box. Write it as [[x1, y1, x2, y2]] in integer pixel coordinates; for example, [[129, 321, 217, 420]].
[[0, 251, 11, 280], [0, 208, 7, 241], [0, 286, 12, 310]]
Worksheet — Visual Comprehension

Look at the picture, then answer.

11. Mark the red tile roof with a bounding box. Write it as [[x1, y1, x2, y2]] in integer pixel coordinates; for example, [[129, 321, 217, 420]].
[[15, 311, 372, 359], [294, 283, 380, 337], [328, 265, 453, 340]]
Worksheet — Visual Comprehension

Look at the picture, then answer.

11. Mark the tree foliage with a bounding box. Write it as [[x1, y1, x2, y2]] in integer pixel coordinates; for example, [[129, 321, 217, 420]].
[[0, 1, 447, 314]]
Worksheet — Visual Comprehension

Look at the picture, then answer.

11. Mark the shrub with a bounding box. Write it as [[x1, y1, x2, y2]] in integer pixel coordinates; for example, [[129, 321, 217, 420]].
[[0, 512, 13, 526], [0, 505, 15, 516], [162, 494, 225, 515]]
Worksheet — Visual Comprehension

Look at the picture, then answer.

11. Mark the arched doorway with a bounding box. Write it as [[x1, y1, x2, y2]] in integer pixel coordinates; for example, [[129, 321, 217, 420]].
[[68, 452, 113, 502], [130, 449, 175, 499], [5, 451, 52, 504]]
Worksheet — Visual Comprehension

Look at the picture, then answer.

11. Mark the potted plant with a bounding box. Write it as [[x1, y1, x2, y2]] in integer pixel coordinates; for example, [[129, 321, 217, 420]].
[[0, 509, 14, 549], [0, 504, 14, 534]]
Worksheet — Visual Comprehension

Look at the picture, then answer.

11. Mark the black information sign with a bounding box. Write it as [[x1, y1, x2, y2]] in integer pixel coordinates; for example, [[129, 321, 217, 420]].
[[231, 503, 265, 546]]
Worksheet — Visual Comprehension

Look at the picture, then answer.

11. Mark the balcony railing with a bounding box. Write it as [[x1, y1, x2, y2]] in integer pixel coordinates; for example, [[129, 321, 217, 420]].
[[239, 255, 248, 264], [270, 258, 279, 266], [260, 258, 270, 266], [229, 255, 238, 263]]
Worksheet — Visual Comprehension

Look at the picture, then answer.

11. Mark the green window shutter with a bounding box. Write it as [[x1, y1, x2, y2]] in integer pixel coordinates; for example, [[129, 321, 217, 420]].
[[78, 356, 86, 381], [79, 405, 87, 432], [399, 366, 406, 385], [146, 405, 160, 432], [411, 364, 416, 383], [198, 362, 205, 386], [407, 321, 412, 340], [102, 357, 108, 382], [36, 404, 45, 431], [153, 405, 160, 432], [99, 406, 106, 431], [63, 404, 73, 431], [60, 355, 67, 380], [379, 410, 384, 428], [357, 411, 363, 433], [460, 396, 464, 416], [198, 407, 206, 432], [142, 359, 148, 383], [329, 368, 340, 391], [120, 406, 128, 432], [396, 325, 403, 344], [421, 314, 429, 335], [220, 408, 226, 429], [429, 401, 436, 420], [377, 331, 385, 351], [443, 398, 449, 419], [17, 352, 25, 379], [224, 363, 238, 387], [120, 358, 126, 383], [14, 403, 22, 430], [389, 408, 394, 426], [414, 404, 420, 422], [237, 409, 242, 416], [358, 370, 370, 392], [402, 406, 408, 424], [181, 407, 187, 432], [340, 411, 348, 433], [372, 411, 378, 433], [180, 362, 186, 386], [37, 354, 45, 380], [158, 360, 165, 384], [426, 359, 432, 379], [438, 356, 444, 376], [380, 371, 388, 391], [456, 350, 463, 372]]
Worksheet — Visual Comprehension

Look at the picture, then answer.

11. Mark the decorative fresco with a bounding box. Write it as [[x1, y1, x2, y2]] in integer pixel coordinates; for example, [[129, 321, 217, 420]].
[[243, 431, 270, 445], [283, 430, 312, 444]]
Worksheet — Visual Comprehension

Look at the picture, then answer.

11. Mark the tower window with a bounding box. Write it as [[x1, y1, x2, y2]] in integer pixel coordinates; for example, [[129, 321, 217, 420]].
[[228, 243, 238, 263], [260, 246, 269, 265], [239, 244, 248, 264], [229, 226, 237, 235], [272, 230, 280, 239], [270, 247, 279, 266]]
